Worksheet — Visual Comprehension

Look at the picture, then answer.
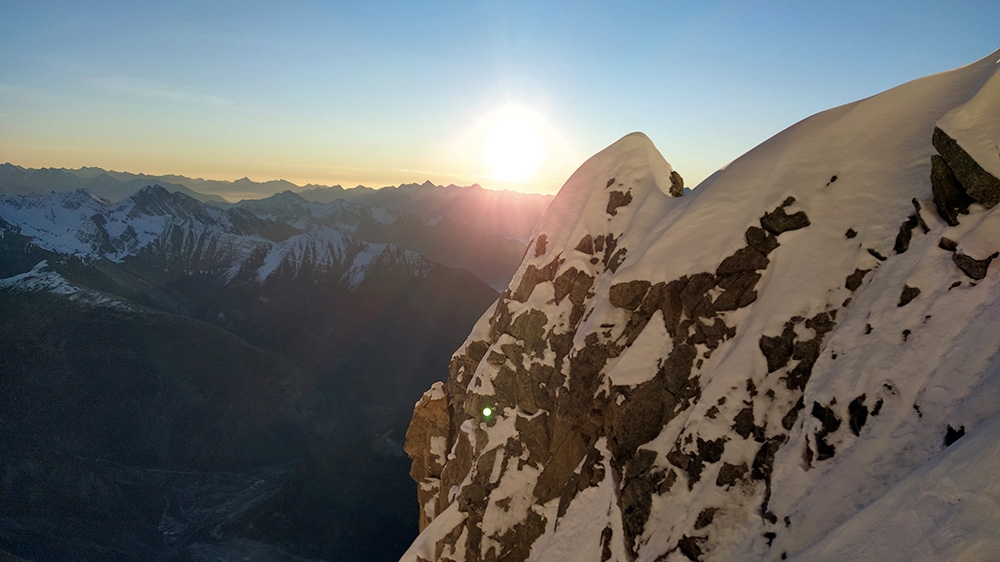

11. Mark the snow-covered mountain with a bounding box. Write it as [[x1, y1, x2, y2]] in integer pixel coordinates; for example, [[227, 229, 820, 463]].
[[403, 50, 1000, 561], [0, 185, 434, 290]]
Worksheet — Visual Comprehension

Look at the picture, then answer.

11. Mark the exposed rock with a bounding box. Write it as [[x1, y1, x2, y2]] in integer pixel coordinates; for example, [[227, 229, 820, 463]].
[[515, 414, 551, 467], [606, 247, 628, 272], [868, 248, 887, 261], [871, 398, 884, 417], [933, 127, 1000, 208], [716, 246, 770, 275], [845, 268, 870, 292], [759, 322, 796, 373], [938, 237, 958, 251], [404, 384, 451, 531], [751, 436, 786, 481], [760, 197, 811, 235], [733, 405, 756, 439], [668, 436, 727, 489], [658, 469, 678, 494], [491, 508, 547, 562], [677, 535, 706, 561], [716, 462, 749, 488], [944, 424, 966, 447], [607, 190, 633, 216], [694, 507, 718, 530], [534, 234, 548, 257], [911, 198, 931, 233], [713, 270, 761, 312], [811, 402, 841, 461], [575, 234, 595, 255], [670, 171, 685, 197], [845, 228, 858, 239], [746, 226, 780, 255], [602, 233, 623, 271], [953, 252, 997, 280], [620, 464, 658, 554], [553, 268, 595, 326], [611, 380, 672, 460], [600, 526, 614, 561], [848, 395, 868, 436], [893, 215, 920, 254], [532, 332, 613, 505], [609, 280, 652, 310], [897, 285, 921, 307], [930, 154, 974, 226], [782, 312, 836, 392], [510, 309, 548, 356], [512, 256, 561, 302], [806, 311, 836, 334], [782, 397, 805, 431]]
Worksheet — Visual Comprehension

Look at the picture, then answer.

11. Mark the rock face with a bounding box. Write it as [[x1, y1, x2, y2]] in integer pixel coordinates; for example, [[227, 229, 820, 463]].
[[403, 50, 1000, 562]]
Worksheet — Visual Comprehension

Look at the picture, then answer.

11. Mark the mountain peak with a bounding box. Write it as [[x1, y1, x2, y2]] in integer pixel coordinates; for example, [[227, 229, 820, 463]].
[[504, 132, 684, 295], [402, 50, 1000, 562], [135, 183, 169, 194]]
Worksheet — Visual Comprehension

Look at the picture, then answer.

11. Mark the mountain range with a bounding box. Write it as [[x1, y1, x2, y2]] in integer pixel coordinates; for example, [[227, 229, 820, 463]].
[[0, 182, 529, 560], [0, 164, 553, 245], [402, 49, 1000, 561]]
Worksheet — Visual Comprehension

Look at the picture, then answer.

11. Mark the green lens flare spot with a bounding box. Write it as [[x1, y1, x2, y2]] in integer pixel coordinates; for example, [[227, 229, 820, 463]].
[[482, 407, 493, 418]]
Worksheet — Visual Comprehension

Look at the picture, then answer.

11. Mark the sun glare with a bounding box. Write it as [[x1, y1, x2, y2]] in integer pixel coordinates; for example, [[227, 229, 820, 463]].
[[481, 105, 546, 183]]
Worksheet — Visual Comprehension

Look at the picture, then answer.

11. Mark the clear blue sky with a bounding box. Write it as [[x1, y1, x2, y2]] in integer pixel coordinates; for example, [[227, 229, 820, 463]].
[[2, 1, 998, 194]]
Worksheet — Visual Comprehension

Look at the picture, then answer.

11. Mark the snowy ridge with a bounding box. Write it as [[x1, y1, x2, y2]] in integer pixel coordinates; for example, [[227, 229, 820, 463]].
[[252, 225, 432, 287], [0, 260, 133, 310], [1, 184, 436, 293], [0, 186, 252, 261], [403, 49, 1000, 562], [255, 225, 361, 282], [0, 189, 118, 257]]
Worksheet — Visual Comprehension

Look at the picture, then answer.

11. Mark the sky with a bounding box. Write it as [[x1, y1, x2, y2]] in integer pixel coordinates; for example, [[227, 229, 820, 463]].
[[2, 1, 999, 195]]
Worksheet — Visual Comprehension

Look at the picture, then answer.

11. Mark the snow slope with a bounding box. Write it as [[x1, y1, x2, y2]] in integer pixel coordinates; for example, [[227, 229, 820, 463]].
[[0, 260, 133, 311], [403, 49, 1000, 561], [788, 407, 1000, 562]]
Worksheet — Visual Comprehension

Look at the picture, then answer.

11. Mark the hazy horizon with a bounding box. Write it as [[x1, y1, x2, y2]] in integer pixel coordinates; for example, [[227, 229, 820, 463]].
[[1, 160, 564, 202]]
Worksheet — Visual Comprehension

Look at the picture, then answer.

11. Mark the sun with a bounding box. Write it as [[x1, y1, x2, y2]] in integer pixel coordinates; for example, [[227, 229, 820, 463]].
[[481, 105, 546, 183]]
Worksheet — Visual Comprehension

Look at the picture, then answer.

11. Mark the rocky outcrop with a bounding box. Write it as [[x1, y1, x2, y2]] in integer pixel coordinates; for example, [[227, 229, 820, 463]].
[[932, 127, 1000, 210], [404, 382, 453, 531], [930, 127, 1000, 226]]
